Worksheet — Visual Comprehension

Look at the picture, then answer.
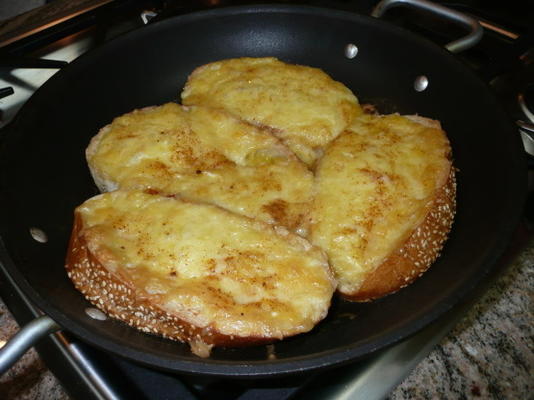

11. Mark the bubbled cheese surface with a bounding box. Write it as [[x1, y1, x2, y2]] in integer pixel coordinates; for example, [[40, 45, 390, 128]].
[[87, 103, 313, 231], [78, 191, 335, 338], [310, 114, 452, 295], [181, 57, 362, 166]]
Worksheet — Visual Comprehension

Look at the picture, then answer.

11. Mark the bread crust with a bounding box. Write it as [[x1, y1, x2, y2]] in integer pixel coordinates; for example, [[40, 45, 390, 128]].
[[86, 124, 118, 193], [66, 212, 300, 352], [65, 190, 335, 357], [341, 167, 456, 302]]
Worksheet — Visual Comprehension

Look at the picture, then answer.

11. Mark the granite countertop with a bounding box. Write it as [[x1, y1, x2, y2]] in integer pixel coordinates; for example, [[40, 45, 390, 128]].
[[1, 237, 532, 399], [389, 235, 534, 399]]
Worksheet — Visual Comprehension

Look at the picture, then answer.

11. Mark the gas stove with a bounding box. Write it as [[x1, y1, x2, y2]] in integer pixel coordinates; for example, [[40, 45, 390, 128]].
[[0, 1, 532, 399]]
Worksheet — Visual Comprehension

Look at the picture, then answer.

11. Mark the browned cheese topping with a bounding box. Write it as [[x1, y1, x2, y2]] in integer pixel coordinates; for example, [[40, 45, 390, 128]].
[[86, 103, 313, 231], [73, 191, 335, 341], [310, 114, 452, 295], [181, 57, 362, 166]]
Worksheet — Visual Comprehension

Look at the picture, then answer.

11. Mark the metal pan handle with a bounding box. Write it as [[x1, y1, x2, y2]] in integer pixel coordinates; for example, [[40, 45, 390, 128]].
[[518, 120, 534, 159], [372, 0, 483, 53], [0, 315, 60, 375]]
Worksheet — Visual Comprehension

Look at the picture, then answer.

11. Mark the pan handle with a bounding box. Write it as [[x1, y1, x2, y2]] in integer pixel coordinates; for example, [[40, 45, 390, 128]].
[[518, 120, 534, 159], [371, 0, 483, 53], [0, 315, 60, 375]]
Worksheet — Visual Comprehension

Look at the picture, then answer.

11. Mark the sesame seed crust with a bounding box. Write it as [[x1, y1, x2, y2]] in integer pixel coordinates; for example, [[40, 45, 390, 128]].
[[65, 193, 335, 358], [342, 167, 456, 302], [65, 213, 294, 355]]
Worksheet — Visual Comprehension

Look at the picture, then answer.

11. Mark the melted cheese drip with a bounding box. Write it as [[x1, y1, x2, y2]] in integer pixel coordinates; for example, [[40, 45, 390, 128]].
[[310, 114, 451, 294], [181, 57, 362, 166], [87, 103, 313, 231], [79, 191, 335, 338]]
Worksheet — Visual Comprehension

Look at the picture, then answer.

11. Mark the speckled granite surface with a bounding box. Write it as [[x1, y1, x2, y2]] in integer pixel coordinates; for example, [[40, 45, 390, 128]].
[[0, 303, 69, 400], [0, 238, 532, 399], [389, 237, 534, 400]]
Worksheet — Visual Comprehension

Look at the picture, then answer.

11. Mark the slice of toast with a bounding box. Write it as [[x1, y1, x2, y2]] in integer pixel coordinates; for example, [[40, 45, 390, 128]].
[[310, 113, 455, 301], [66, 190, 335, 356], [86, 102, 314, 232], [181, 57, 362, 167]]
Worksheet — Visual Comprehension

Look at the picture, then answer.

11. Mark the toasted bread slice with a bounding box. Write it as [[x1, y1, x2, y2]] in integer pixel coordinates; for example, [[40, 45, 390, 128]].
[[181, 57, 362, 166], [86, 103, 313, 232], [310, 114, 455, 301], [66, 190, 335, 356]]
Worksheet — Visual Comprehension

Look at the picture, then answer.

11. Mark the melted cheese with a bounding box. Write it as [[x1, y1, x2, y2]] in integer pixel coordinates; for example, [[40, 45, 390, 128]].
[[78, 190, 335, 338], [181, 57, 362, 166], [310, 114, 451, 294], [87, 103, 314, 231]]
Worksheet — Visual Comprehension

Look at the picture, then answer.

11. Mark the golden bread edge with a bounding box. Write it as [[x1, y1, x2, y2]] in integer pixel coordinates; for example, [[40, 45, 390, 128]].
[[65, 212, 291, 352], [340, 167, 456, 302]]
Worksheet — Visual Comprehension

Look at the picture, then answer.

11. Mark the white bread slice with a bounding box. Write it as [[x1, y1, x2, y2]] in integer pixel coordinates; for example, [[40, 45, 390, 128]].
[[181, 57, 362, 167], [86, 103, 314, 232], [310, 113, 455, 301], [66, 190, 335, 356]]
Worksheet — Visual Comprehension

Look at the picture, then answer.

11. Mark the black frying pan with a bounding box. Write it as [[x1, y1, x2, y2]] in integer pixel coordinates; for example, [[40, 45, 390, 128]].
[[0, 2, 526, 377]]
